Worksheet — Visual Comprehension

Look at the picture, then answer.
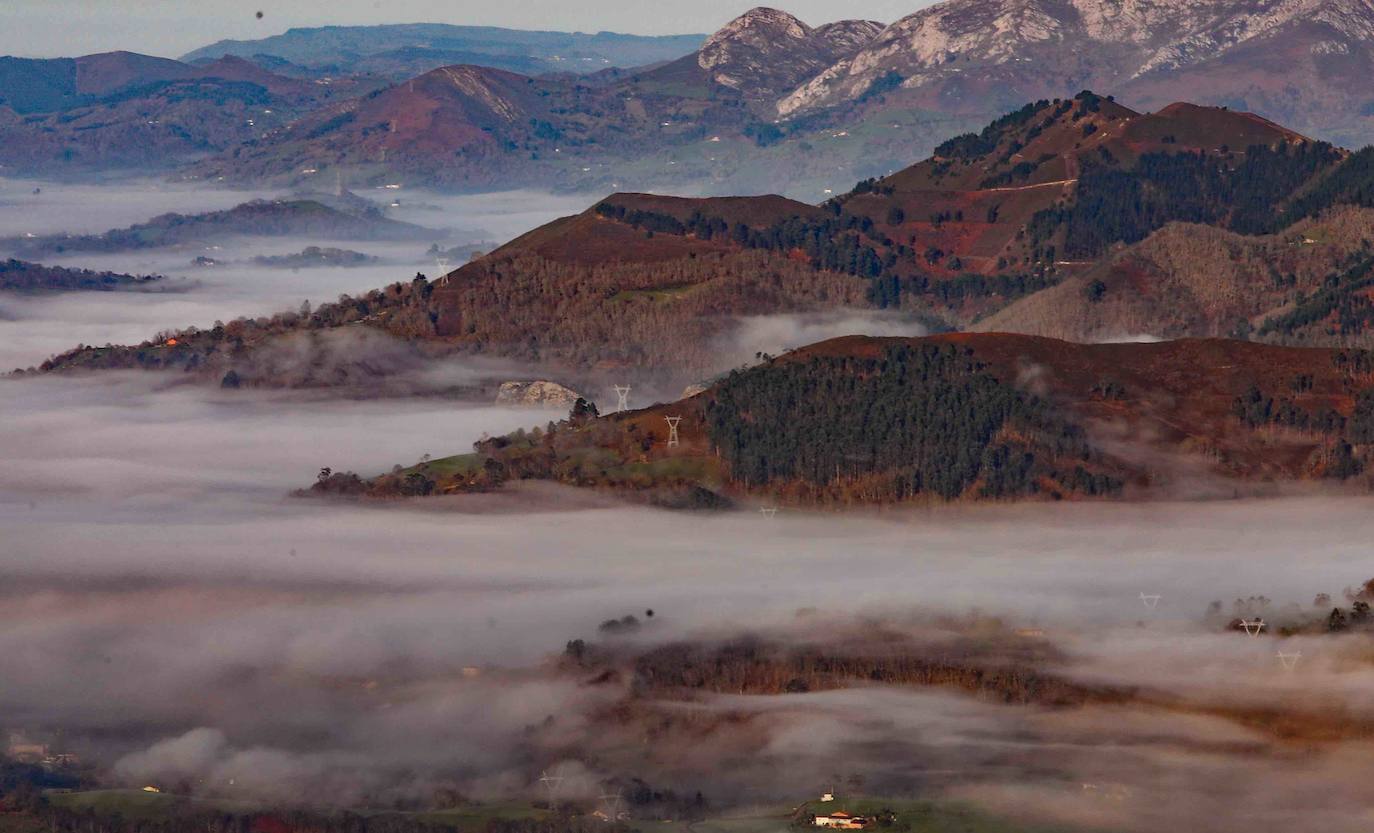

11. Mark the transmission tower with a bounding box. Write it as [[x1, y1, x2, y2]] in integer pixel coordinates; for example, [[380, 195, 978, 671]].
[[1276, 650, 1302, 670], [538, 769, 564, 802], [597, 790, 626, 820], [614, 385, 631, 413], [759, 506, 778, 519], [1239, 618, 1266, 637], [1139, 593, 1161, 610], [432, 255, 451, 287], [664, 416, 681, 447]]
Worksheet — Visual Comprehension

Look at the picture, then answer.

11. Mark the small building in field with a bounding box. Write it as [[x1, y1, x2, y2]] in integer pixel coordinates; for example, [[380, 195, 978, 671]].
[[815, 812, 868, 829], [6, 732, 48, 763]]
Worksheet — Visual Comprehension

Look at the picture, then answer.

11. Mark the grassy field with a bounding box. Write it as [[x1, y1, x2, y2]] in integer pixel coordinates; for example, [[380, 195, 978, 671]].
[[45, 789, 260, 820], [632, 814, 791, 833], [406, 453, 483, 478], [47, 789, 188, 820]]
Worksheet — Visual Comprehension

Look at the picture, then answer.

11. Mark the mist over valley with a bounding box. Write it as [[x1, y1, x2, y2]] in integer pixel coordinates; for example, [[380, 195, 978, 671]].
[[7, 4, 1374, 832]]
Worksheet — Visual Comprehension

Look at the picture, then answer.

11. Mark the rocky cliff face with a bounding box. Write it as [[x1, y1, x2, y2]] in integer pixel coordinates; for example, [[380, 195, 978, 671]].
[[696, 7, 884, 98], [495, 380, 584, 409], [777, 0, 1374, 118]]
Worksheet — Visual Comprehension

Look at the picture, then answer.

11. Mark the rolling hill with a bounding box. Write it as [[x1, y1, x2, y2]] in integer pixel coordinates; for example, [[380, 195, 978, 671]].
[[0, 51, 195, 114], [0, 259, 166, 293], [318, 333, 1374, 506], [974, 204, 1374, 344], [5, 199, 439, 259]]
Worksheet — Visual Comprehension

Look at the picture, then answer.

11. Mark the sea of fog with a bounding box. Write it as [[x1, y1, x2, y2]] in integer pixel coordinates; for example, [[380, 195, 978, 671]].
[[0, 177, 593, 370], [4, 178, 1374, 831], [6, 369, 1374, 830]]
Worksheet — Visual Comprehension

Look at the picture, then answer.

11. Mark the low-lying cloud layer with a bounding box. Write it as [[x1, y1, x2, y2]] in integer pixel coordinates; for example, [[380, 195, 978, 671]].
[[5, 178, 1374, 831], [717, 311, 930, 371], [6, 366, 1374, 828]]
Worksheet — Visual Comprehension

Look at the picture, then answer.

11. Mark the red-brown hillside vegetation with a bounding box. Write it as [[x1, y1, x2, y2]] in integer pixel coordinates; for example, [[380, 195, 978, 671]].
[[34, 96, 1374, 387]]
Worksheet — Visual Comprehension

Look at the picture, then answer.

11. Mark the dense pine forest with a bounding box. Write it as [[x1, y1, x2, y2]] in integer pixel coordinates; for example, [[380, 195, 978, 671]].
[[1258, 252, 1374, 338], [704, 343, 1121, 500], [1028, 141, 1344, 258]]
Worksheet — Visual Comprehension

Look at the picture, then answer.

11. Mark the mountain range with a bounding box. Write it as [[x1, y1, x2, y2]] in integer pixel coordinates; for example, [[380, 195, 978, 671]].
[[779, 0, 1374, 139], [190, 1, 1374, 195], [7, 2, 1374, 194], [174, 0, 1374, 194], [0, 51, 376, 173], [181, 10, 901, 195], [180, 24, 706, 81]]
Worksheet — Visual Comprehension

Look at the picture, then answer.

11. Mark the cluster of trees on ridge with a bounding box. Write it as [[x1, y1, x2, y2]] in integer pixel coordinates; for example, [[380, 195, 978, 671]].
[[0, 259, 164, 292], [1258, 251, 1374, 338], [627, 637, 1120, 708], [1028, 141, 1345, 258], [1231, 374, 1374, 479]]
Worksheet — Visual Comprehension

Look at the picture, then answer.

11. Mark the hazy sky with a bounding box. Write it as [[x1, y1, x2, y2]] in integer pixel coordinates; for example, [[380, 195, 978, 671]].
[[2, 0, 929, 59]]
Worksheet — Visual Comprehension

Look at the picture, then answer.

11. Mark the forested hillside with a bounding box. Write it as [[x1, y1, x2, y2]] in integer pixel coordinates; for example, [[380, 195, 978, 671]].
[[976, 206, 1374, 345], [315, 334, 1374, 507]]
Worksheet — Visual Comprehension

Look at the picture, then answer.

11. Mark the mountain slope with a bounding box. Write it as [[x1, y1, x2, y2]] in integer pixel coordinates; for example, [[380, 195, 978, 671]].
[[975, 206, 1374, 343], [188, 60, 750, 190], [25, 192, 870, 383], [0, 51, 193, 114], [777, 0, 1374, 132]]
